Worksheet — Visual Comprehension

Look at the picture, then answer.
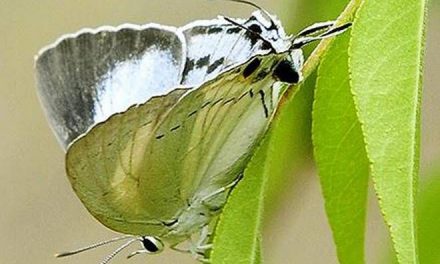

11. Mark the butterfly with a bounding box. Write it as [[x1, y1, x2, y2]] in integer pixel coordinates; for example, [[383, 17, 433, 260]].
[[35, 0, 350, 263]]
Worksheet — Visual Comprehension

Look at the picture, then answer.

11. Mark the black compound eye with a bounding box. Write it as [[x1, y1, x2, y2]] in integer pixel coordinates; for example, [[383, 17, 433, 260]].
[[142, 237, 159, 253], [243, 58, 261, 78], [273, 59, 300, 84]]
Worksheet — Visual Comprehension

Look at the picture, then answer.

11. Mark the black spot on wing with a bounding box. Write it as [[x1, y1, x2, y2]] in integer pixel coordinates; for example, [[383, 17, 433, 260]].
[[182, 55, 211, 77], [223, 97, 235, 105], [261, 41, 273, 51], [273, 59, 300, 84], [201, 101, 211, 109], [208, 27, 223, 34], [170, 125, 181, 132], [243, 58, 261, 78], [244, 30, 260, 46], [226, 27, 242, 34], [207, 57, 225, 74], [182, 58, 196, 76], [188, 110, 198, 117], [258, 90, 269, 118], [196, 55, 210, 68], [212, 98, 223, 106], [249, 89, 254, 98], [190, 26, 209, 35]]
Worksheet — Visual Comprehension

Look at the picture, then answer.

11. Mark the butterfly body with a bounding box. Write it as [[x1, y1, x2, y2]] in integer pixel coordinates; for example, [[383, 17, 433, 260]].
[[65, 51, 285, 245], [35, 5, 349, 261]]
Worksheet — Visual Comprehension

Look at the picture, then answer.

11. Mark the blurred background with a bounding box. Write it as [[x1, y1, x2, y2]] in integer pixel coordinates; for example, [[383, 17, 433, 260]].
[[0, 0, 438, 263]]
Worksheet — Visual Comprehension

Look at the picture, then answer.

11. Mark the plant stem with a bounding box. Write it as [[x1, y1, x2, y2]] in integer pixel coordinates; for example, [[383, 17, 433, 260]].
[[278, 0, 363, 108]]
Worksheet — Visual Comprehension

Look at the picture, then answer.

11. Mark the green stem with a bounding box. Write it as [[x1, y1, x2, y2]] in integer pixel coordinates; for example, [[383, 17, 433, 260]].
[[278, 0, 363, 108]]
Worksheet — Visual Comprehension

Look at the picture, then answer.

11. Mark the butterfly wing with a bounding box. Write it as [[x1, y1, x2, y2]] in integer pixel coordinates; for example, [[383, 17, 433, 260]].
[[66, 87, 189, 236], [180, 17, 253, 86], [36, 13, 290, 238], [180, 10, 289, 87], [65, 53, 284, 236], [149, 55, 282, 208], [35, 24, 187, 149]]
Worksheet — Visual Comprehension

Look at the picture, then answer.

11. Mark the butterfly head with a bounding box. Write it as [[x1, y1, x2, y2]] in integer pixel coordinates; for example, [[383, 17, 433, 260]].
[[126, 236, 165, 259], [270, 21, 351, 84], [140, 236, 164, 254], [55, 235, 165, 264], [224, 4, 351, 84]]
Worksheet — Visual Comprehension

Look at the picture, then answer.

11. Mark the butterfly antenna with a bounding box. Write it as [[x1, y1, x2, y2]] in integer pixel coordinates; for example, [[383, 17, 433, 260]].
[[55, 235, 134, 258], [295, 21, 336, 38], [223, 0, 262, 10], [221, 0, 277, 29], [126, 249, 149, 259], [100, 238, 139, 264], [292, 22, 352, 48]]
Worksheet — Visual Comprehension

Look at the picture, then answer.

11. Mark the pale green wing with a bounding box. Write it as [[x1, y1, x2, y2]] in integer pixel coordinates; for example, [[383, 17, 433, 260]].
[[150, 56, 282, 207], [66, 54, 284, 236], [66, 88, 189, 236]]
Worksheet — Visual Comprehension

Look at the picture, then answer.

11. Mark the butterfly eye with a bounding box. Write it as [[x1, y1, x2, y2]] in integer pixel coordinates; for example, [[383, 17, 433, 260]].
[[273, 59, 300, 84], [141, 236, 164, 253]]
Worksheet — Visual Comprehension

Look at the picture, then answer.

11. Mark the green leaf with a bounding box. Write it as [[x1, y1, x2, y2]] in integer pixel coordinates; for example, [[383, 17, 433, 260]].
[[210, 71, 316, 264], [313, 32, 369, 264], [264, 0, 354, 214], [210, 136, 270, 264], [263, 76, 315, 216], [349, 0, 427, 263]]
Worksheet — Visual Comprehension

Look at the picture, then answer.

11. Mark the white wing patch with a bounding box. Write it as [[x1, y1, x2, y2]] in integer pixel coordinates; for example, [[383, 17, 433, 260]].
[[36, 24, 187, 149], [180, 10, 291, 87]]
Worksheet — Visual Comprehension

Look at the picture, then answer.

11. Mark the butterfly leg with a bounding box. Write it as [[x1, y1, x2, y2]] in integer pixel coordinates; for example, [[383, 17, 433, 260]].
[[170, 239, 209, 262], [169, 227, 213, 263], [191, 225, 213, 263], [170, 243, 191, 254], [195, 225, 212, 250], [170, 229, 211, 256]]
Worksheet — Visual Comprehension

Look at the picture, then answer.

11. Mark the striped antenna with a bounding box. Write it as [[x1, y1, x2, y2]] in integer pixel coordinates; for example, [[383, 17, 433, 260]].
[[99, 239, 139, 264], [55, 235, 134, 258], [292, 22, 352, 48]]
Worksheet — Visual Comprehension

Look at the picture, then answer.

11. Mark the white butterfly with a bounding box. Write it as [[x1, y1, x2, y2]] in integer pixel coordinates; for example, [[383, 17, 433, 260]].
[[35, 1, 349, 263]]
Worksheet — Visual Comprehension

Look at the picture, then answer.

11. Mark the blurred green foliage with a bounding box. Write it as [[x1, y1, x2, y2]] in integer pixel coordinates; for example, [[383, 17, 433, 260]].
[[385, 167, 440, 264], [418, 169, 440, 263]]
